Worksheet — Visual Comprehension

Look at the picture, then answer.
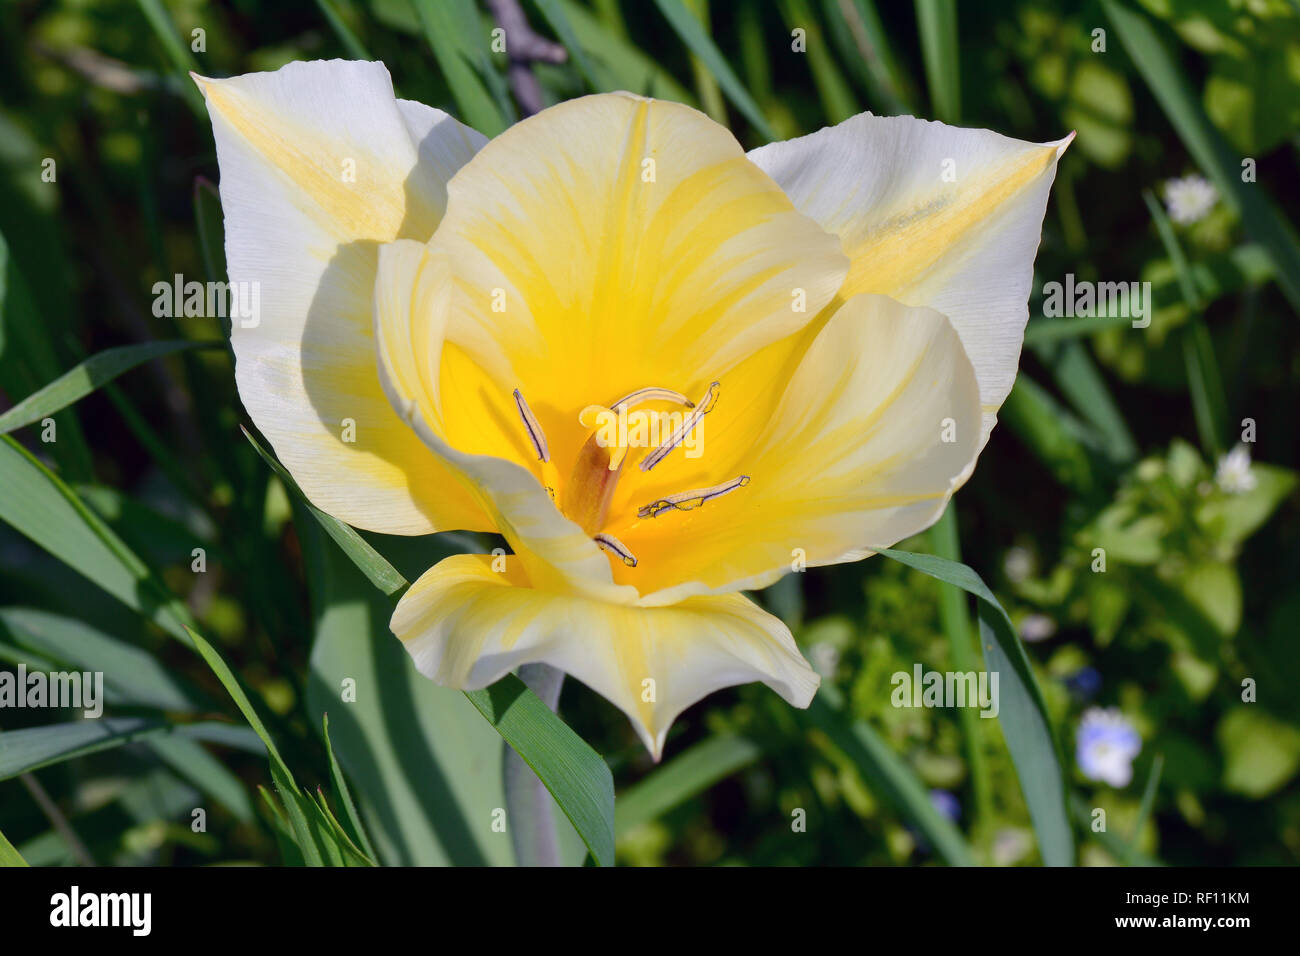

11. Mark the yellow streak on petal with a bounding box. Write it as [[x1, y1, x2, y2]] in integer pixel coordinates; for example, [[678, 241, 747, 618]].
[[841, 141, 1062, 300], [196, 75, 427, 242]]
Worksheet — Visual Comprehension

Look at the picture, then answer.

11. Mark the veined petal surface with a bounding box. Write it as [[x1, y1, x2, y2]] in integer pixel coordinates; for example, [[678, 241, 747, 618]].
[[373, 92, 850, 596], [748, 114, 1071, 447], [424, 92, 847, 496], [392, 554, 819, 759], [617, 294, 983, 603], [198, 59, 489, 534]]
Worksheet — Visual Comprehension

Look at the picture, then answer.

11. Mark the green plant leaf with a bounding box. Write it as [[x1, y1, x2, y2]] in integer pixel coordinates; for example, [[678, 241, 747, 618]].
[[615, 733, 761, 836], [322, 712, 377, 861], [0, 437, 191, 642], [467, 676, 616, 867], [652, 0, 778, 140], [302, 532, 511, 866], [1129, 752, 1164, 855], [828, 0, 913, 114], [269, 759, 324, 867], [185, 626, 289, 772], [1023, 313, 1138, 346], [1143, 188, 1228, 457], [806, 688, 975, 866], [552, 0, 694, 103], [315, 0, 372, 60], [0, 718, 166, 780], [1103, 0, 1300, 314], [915, 0, 960, 122], [146, 733, 255, 822], [0, 826, 27, 866], [254, 430, 614, 865], [132, 0, 205, 113], [188, 621, 375, 865], [779, 0, 859, 123], [1198, 463, 1297, 544], [412, 0, 510, 136], [0, 228, 95, 481], [999, 376, 1100, 493], [929, 505, 993, 833], [878, 547, 1074, 866], [0, 608, 203, 712], [0, 341, 220, 438], [242, 426, 407, 597], [533, 0, 604, 92], [1070, 794, 1163, 866], [1042, 341, 1138, 464]]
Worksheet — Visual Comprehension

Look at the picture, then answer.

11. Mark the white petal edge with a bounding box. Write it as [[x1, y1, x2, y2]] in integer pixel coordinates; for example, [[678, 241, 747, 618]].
[[632, 292, 983, 606], [373, 238, 637, 604], [749, 113, 1071, 452], [197, 59, 489, 534], [392, 553, 820, 759]]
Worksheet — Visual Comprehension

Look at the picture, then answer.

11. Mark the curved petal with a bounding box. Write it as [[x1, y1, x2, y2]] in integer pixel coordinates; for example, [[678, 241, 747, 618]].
[[392, 553, 819, 759], [197, 59, 490, 534], [424, 91, 848, 495], [748, 114, 1070, 447], [374, 239, 632, 603], [614, 293, 982, 604]]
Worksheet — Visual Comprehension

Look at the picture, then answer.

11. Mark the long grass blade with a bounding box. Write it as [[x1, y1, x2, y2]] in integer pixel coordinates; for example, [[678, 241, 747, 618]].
[[879, 548, 1074, 866], [652, 0, 779, 140]]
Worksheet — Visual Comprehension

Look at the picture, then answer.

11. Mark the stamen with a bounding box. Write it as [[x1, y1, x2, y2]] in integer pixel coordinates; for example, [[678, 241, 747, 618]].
[[513, 387, 549, 462], [639, 381, 720, 472], [609, 387, 694, 410], [637, 475, 750, 518], [594, 532, 637, 567]]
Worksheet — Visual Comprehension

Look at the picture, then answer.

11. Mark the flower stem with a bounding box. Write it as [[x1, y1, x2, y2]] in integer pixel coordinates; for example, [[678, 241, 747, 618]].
[[503, 662, 565, 866]]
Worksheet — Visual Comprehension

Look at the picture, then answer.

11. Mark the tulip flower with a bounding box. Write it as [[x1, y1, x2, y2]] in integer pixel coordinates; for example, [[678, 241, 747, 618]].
[[197, 60, 1069, 758]]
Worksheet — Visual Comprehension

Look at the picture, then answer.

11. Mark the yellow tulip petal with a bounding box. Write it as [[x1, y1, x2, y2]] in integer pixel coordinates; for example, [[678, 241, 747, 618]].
[[374, 240, 633, 602], [749, 115, 1071, 447], [611, 294, 982, 603], [374, 92, 849, 596], [392, 553, 819, 759], [198, 59, 490, 534], [425, 91, 848, 492]]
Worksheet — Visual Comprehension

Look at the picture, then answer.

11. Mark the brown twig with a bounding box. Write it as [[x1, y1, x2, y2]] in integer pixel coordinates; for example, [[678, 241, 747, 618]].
[[31, 41, 165, 95], [20, 772, 96, 866], [485, 0, 567, 117]]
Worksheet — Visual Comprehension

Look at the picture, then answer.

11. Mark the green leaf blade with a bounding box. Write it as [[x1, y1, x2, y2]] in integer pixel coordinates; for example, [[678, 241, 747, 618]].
[[467, 676, 616, 867], [652, 0, 778, 141], [878, 547, 1074, 866]]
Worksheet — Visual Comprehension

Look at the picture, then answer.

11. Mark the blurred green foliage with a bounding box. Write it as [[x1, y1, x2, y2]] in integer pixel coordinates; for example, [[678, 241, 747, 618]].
[[1, 0, 1298, 866]]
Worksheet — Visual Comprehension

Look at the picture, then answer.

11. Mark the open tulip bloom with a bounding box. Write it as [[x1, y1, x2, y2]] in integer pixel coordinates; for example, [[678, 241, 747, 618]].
[[196, 60, 1069, 760]]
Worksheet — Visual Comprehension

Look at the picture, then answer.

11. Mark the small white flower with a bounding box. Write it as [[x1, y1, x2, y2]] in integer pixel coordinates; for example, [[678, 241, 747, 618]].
[[808, 641, 840, 679], [992, 827, 1033, 866], [1163, 174, 1217, 225], [1076, 707, 1141, 787], [1003, 545, 1034, 583], [1215, 444, 1257, 495], [1019, 613, 1056, 643]]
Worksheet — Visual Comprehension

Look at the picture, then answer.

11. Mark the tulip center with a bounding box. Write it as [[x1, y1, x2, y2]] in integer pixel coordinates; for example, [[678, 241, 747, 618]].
[[512, 382, 751, 569]]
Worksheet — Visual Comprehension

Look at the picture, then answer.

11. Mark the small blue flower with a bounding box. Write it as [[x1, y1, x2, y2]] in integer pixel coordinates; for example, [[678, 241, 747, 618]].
[[1064, 666, 1102, 700], [1076, 707, 1141, 786], [929, 789, 961, 822]]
